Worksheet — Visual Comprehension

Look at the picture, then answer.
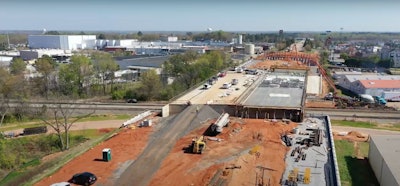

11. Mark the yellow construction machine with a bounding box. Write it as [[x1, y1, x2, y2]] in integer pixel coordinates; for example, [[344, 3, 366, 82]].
[[191, 136, 206, 154]]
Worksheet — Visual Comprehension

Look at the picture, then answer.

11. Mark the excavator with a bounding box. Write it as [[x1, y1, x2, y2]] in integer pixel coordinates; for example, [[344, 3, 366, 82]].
[[191, 136, 206, 154]]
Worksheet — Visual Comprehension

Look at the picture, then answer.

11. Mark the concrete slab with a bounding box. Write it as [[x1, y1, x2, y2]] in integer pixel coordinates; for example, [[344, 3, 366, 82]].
[[243, 71, 306, 108], [306, 75, 322, 95]]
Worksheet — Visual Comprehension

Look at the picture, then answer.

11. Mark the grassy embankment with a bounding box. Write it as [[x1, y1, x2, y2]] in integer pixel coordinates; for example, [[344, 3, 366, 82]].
[[0, 114, 131, 132], [334, 140, 379, 186], [0, 114, 131, 186]]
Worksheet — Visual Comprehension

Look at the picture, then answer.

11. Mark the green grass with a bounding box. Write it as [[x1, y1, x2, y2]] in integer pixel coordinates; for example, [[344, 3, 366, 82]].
[[0, 171, 22, 185], [20, 159, 41, 169], [77, 114, 131, 122], [331, 120, 400, 131], [334, 140, 378, 186], [69, 129, 109, 139], [331, 120, 377, 128], [0, 129, 117, 186]]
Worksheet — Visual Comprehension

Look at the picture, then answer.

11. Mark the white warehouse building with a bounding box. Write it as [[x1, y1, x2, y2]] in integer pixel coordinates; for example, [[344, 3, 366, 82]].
[[369, 135, 400, 186], [336, 74, 400, 96], [28, 35, 96, 50]]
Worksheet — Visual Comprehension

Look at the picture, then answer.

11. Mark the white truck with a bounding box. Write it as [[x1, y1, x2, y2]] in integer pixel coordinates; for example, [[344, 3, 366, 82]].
[[382, 92, 400, 102]]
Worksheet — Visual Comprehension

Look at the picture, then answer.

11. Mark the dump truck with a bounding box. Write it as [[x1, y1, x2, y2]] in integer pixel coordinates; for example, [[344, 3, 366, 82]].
[[191, 136, 206, 154]]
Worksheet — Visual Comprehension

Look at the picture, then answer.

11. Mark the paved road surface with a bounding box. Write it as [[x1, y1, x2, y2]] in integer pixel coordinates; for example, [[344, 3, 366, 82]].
[[115, 105, 201, 186]]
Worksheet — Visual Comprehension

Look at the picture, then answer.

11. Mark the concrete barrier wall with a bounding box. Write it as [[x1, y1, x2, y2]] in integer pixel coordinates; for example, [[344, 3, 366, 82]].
[[169, 103, 303, 122], [325, 115, 341, 186], [162, 104, 170, 117], [169, 104, 190, 115], [208, 105, 302, 121]]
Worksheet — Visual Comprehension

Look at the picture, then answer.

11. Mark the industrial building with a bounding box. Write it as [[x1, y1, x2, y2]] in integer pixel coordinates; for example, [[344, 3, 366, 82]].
[[28, 35, 96, 50], [0, 56, 13, 66], [369, 135, 400, 186], [336, 74, 400, 97], [20, 49, 72, 61]]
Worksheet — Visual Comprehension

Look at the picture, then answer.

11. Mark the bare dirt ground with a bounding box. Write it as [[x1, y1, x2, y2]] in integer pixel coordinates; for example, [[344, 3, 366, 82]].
[[305, 99, 336, 108], [332, 126, 400, 142], [6, 119, 129, 136], [34, 119, 156, 186], [149, 118, 297, 186], [249, 60, 307, 70]]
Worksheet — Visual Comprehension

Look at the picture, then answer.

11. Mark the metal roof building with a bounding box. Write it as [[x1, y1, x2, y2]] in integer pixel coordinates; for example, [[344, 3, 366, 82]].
[[336, 74, 400, 96], [28, 35, 96, 50], [369, 135, 400, 186]]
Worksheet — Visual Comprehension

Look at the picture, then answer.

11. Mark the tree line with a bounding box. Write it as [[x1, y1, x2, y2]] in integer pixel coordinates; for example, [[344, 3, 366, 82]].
[[0, 51, 232, 124]]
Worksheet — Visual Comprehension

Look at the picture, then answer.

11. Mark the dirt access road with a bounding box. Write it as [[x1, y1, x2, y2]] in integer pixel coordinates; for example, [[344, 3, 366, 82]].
[[5, 120, 128, 135], [115, 105, 220, 186]]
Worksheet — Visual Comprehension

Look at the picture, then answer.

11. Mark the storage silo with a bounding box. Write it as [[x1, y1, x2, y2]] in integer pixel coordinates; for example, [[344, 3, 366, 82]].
[[238, 34, 243, 45], [245, 44, 255, 55]]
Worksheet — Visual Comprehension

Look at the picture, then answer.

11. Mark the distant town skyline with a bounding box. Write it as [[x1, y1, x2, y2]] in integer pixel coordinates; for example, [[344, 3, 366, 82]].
[[1, 0, 400, 32]]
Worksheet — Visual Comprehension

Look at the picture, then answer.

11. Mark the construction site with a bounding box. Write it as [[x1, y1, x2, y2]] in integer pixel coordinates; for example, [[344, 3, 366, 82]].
[[36, 48, 342, 186]]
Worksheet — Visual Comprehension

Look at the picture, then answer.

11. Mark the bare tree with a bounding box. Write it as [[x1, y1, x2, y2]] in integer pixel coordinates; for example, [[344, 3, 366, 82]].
[[39, 100, 96, 150], [91, 52, 119, 95], [0, 97, 10, 126]]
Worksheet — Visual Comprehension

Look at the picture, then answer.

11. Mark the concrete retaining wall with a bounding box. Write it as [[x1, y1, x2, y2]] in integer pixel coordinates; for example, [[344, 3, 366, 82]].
[[324, 115, 341, 186]]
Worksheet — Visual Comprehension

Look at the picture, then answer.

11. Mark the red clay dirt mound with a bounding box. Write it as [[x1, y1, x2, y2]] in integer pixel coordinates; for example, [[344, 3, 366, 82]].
[[250, 60, 307, 70], [333, 130, 369, 142], [34, 126, 154, 186], [149, 118, 297, 186], [305, 100, 336, 108]]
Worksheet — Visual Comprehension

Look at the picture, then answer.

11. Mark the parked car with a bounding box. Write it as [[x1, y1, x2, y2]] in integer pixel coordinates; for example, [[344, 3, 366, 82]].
[[203, 84, 212, 89], [69, 172, 97, 186], [127, 98, 138, 103], [231, 78, 239, 85], [218, 71, 226, 77]]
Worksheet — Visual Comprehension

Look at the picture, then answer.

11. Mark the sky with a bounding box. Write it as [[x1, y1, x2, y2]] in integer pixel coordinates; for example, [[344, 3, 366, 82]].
[[1, 0, 400, 32]]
